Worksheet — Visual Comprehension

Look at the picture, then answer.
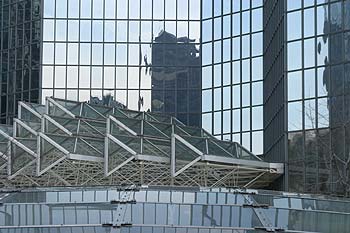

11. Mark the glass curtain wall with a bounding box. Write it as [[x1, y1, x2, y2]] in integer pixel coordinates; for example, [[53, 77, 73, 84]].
[[201, 0, 264, 155], [41, 0, 201, 126], [0, 0, 41, 124], [287, 0, 350, 195]]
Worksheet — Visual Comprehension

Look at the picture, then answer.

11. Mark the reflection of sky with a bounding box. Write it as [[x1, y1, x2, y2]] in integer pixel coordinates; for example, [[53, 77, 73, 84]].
[[41, 0, 201, 111]]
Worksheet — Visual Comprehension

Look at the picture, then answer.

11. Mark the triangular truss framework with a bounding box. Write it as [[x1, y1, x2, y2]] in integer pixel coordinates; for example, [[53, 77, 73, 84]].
[[0, 97, 283, 188]]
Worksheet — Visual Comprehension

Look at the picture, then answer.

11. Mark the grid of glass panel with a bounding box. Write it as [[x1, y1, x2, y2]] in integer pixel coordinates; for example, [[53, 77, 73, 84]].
[[41, 0, 202, 126], [2, 187, 350, 232], [286, 0, 350, 195], [0, 0, 41, 124], [201, 0, 263, 155]]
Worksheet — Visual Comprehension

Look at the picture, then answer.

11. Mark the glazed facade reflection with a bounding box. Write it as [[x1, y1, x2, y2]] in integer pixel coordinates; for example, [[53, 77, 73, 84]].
[[40, 0, 201, 126], [286, 0, 350, 195], [201, 0, 264, 155], [0, 0, 41, 124]]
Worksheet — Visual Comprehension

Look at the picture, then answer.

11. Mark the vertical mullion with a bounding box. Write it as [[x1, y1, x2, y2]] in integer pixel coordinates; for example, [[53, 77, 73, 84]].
[[126, 0, 129, 107], [65, 0, 69, 100], [239, 0, 242, 145], [250, 0, 253, 152], [53, 0, 56, 100], [221, 0, 224, 140], [102, 0, 105, 98], [114, 0, 117, 99], [77, 0, 81, 100]]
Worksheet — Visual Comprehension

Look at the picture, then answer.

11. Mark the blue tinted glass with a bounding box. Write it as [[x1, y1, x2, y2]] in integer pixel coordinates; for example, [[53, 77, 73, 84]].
[[177, 0, 189, 20], [242, 11, 250, 34], [105, 0, 116, 19], [56, 0, 67, 18], [202, 19, 213, 42], [80, 20, 91, 42], [214, 111, 222, 134], [304, 69, 316, 99], [242, 35, 250, 59], [190, 0, 200, 19], [203, 0, 213, 19], [214, 64, 221, 87], [288, 41, 302, 71], [242, 59, 250, 82], [223, 110, 231, 133], [232, 37, 240, 60], [165, 0, 176, 19], [232, 85, 240, 108], [223, 87, 231, 109], [214, 0, 222, 17], [242, 84, 250, 107], [232, 13, 240, 36], [68, 20, 79, 41], [202, 90, 212, 112], [92, 21, 103, 42], [232, 109, 240, 132], [80, 0, 91, 18], [214, 18, 222, 40], [252, 81, 262, 105], [223, 0, 231, 15], [68, 0, 79, 18], [202, 43, 213, 65], [252, 106, 263, 130], [223, 39, 231, 62], [55, 43, 67, 65], [117, 0, 128, 19], [202, 66, 212, 89], [252, 32, 262, 56], [304, 38, 315, 68], [130, 0, 140, 19], [242, 108, 250, 131], [223, 15, 231, 38], [304, 8, 315, 37], [214, 41, 222, 63], [232, 0, 240, 12], [44, 0, 55, 18], [214, 88, 221, 111], [288, 101, 303, 131], [288, 0, 302, 11], [80, 44, 91, 65], [93, 0, 103, 18], [288, 11, 302, 41], [202, 113, 213, 132], [252, 57, 262, 81], [223, 62, 231, 85], [252, 8, 262, 32], [288, 71, 302, 101], [252, 131, 263, 155], [43, 20, 54, 41]]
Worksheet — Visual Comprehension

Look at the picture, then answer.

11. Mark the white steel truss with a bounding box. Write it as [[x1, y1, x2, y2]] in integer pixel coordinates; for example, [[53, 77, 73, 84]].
[[0, 97, 283, 188]]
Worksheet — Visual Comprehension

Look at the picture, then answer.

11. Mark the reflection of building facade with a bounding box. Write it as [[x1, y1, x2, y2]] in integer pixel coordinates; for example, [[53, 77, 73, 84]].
[[265, 1, 350, 196], [1, 0, 350, 197], [151, 31, 201, 126], [0, 0, 41, 123], [2, 186, 350, 232]]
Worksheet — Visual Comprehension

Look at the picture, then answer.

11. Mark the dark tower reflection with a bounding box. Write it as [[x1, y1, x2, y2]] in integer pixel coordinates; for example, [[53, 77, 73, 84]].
[[151, 30, 201, 127], [318, 3, 350, 194]]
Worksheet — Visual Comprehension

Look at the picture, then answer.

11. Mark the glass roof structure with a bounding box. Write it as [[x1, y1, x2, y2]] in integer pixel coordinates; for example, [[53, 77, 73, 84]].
[[0, 186, 350, 233], [0, 97, 282, 188]]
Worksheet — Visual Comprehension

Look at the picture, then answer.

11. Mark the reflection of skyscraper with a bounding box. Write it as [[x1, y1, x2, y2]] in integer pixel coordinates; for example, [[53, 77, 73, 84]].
[[320, 3, 350, 195], [151, 31, 201, 127], [0, 0, 41, 124]]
